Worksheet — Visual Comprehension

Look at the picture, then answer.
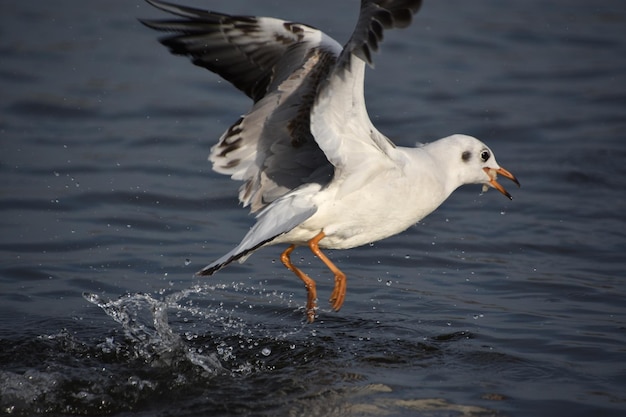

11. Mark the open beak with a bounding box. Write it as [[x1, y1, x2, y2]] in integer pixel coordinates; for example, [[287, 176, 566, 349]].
[[482, 167, 520, 200]]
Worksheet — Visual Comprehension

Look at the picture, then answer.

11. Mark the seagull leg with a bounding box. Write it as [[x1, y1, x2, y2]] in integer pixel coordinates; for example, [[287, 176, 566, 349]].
[[280, 245, 317, 323], [308, 231, 347, 312]]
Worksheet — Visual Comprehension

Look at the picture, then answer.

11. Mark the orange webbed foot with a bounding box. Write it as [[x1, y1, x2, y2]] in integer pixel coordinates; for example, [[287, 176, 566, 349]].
[[329, 272, 347, 311]]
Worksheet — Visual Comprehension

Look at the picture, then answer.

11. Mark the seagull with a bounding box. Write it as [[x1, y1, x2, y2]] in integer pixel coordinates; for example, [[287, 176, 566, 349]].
[[141, 0, 519, 322]]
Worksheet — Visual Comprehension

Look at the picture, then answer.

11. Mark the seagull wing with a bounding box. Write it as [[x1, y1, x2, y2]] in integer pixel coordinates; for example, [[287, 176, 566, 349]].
[[141, 0, 342, 213], [141, 0, 301, 102], [196, 183, 320, 276], [310, 0, 423, 193]]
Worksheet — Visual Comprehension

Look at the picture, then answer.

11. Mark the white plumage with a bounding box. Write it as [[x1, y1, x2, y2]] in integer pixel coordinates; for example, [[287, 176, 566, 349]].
[[142, 0, 519, 322]]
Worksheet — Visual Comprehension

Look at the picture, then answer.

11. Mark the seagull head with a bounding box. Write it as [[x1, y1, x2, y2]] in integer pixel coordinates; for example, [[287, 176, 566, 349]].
[[433, 134, 520, 200]]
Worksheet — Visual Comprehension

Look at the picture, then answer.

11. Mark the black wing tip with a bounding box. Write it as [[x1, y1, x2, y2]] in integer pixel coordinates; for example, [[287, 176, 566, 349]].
[[143, 0, 186, 16], [194, 235, 279, 277], [143, 0, 197, 14], [353, 0, 424, 66], [142, 0, 252, 24], [195, 264, 221, 276], [195, 256, 236, 276], [137, 17, 162, 30], [144, 0, 165, 9], [400, 0, 424, 14], [374, 0, 423, 27]]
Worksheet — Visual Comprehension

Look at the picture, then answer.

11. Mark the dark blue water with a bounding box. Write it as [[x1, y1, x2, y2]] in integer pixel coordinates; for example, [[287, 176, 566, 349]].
[[1, 1, 625, 416]]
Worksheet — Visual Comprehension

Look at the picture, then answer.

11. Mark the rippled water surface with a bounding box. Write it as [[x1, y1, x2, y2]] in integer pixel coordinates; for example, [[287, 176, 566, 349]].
[[1, 1, 625, 416]]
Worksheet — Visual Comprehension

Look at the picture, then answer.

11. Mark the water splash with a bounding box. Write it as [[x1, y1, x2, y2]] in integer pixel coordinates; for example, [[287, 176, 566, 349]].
[[83, 282, 307, 376], [84, 290, 225, 374], [0, 284, 314, 416]]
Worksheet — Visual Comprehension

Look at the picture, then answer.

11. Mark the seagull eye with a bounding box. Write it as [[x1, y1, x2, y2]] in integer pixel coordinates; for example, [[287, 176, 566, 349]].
[[480, 150, 490, 162]]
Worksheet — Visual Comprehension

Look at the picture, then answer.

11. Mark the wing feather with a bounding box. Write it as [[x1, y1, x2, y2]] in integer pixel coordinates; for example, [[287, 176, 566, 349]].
[[196, 184, 320, 275], [141, 0, 340, 213], [141, 0, 311, 101], [310, 0, 423, 184], [143, 0, 423, 212]]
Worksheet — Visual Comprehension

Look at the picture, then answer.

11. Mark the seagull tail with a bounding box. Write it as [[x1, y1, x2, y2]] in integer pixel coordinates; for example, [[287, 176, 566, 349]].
[[196, 189, 319, 276]]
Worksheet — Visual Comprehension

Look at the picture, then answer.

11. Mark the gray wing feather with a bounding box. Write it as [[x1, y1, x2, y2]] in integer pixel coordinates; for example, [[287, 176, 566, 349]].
[[211, 47, 336, 213], [196, 185, 319, 275], [140, 0, 309, 101], [141, 0, 339, 214]]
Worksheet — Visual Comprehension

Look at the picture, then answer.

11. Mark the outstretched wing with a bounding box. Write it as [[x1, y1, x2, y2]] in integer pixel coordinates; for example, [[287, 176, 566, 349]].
[[141, 0, 307, 102], [310, 0, 423, 193], [141, 0, 340, 213]]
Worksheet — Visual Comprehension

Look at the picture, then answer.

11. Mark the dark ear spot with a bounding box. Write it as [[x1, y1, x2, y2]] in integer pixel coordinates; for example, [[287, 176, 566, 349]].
[[461, 151, 471, 162]]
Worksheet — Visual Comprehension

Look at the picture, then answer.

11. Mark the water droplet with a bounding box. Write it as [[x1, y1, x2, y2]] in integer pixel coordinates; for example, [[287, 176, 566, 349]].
[[184, 259, 191, 266], [385, 280, 392, 287], [261, 347, 271, 357]]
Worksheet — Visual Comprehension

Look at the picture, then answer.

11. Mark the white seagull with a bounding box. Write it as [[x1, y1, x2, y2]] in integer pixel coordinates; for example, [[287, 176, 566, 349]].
[[141, 0, 519, 322]]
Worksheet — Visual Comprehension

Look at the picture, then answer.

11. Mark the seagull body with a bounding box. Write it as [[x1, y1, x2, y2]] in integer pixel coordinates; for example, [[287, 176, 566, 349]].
[[141, 0, 519, 322]]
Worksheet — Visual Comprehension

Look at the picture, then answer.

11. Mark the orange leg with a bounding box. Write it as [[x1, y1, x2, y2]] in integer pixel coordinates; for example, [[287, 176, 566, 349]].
[[280, 244, 317, 323], [308, 231, 347, 312]]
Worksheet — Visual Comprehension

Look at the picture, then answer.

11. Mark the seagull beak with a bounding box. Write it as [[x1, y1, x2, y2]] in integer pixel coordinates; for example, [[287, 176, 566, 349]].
[[482, 167, 520, 200]]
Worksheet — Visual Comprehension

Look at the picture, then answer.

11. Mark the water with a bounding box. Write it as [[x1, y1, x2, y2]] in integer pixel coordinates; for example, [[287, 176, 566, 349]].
[[1, 0, 625, 415]]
